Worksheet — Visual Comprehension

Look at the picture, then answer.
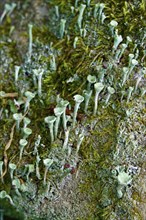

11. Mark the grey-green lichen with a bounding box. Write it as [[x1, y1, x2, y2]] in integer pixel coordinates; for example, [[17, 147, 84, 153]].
[[0, 0, 145, 219]]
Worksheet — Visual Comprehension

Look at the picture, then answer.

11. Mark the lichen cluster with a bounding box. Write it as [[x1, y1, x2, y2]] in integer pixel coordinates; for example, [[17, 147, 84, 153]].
[[0, 0, 145, 219]]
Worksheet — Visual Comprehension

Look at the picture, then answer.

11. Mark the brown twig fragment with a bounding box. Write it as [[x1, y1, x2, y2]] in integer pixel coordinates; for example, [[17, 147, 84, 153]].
[[1, 110, 29, 179], [1, 123, 16, 179], [0, 92, 18, 98]]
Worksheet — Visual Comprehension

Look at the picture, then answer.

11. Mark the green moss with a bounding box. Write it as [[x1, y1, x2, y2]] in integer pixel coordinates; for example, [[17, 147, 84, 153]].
[[0, 0, 145, 219]]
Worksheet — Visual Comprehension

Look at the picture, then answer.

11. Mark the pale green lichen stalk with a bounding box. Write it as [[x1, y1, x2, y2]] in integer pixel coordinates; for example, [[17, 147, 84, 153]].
[[72, 94, 84, 127], [93, 82, 104, 115], [77, 4, 86, 29]]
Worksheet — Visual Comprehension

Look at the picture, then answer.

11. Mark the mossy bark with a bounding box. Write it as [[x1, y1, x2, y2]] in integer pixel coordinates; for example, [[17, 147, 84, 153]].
[[0, 0, 145, 219]]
